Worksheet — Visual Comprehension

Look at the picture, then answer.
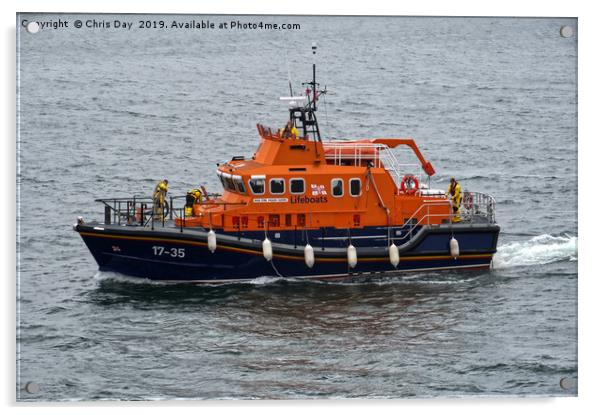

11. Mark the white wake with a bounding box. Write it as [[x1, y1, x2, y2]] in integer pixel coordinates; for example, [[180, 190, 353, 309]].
[[493, 234, 577, 269]]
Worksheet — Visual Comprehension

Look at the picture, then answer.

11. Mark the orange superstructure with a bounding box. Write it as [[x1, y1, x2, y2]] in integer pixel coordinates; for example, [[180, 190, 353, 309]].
[[175, 124, 451, 233]]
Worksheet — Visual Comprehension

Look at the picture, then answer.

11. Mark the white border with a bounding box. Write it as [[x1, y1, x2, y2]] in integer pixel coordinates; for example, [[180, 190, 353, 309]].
[[5, 1, 599, 414]]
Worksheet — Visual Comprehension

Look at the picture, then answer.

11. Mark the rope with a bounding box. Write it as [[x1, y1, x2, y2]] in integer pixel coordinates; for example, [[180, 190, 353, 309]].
[[270, 259, 284, 278], [264, 226, 284, 278]]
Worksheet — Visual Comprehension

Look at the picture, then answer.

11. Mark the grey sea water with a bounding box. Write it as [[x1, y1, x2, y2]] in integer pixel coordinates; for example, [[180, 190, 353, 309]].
[[16, 15, 577, 400]]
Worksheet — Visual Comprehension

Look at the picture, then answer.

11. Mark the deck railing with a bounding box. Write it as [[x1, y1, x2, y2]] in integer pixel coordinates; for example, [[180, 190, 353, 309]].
[[94, 193, 240, 231], [461, 191, 496, 224], [93, 190, 496, 240], [388, 199, 453, 243], [387, 191, 496, 244], [323, 142, 423, 186], [95, 196, 155, 226]]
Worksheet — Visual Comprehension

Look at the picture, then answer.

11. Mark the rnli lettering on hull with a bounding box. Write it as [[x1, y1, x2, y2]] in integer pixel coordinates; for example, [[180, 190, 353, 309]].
[[252, 196, 328, 204], [290, 195, 328, 204], [253, 197, 288, 203]]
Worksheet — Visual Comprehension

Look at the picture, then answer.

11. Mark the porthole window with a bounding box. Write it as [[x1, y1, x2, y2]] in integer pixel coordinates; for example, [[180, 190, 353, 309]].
[[248, 177, 265, 195], [290, 178, 305, 194], [349, 178, 361, 197], [270, 178, 285, 195], [331, 178, 343, 197]]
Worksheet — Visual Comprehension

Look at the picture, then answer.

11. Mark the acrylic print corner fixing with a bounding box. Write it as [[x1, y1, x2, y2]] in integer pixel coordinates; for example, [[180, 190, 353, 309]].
[[16, 14, 577, 400]]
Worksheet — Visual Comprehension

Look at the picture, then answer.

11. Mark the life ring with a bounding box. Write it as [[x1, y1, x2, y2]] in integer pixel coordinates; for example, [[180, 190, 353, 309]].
[[400, 175, 419, 195], [463, 192, 473, 210]]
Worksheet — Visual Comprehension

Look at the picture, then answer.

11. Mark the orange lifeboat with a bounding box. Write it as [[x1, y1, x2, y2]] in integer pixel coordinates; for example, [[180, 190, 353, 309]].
[[74, 44, 500, 284]]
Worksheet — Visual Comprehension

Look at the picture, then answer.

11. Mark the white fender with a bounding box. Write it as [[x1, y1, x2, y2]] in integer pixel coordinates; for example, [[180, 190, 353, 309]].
[[450, 237, 459, 259], [207, 230, 217, 253], [389, 243, 400, 267], [347, 244, 357, 268], [262, 238, 273, 261], [304, 244, 315, 268]]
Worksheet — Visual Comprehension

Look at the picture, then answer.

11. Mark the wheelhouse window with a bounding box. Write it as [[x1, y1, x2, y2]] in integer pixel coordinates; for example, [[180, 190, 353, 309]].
[[290, 178, 305, 194], [331, 179, 343, 197], [270, 178, 285, 195], [233, 175, 246, 194], [349, 178, 361, 197], [223, 174, 236, 192], [248, 176, 265, 195], [218, 172, 226, 189], [217, 171, 236, 192]]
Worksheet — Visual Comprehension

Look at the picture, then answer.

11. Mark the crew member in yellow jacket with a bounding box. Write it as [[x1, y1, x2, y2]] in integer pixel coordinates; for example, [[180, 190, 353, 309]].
[[446, 177, 462, 223], [153, 179, 169, 220], [184, 188, 203, 216], [280, 120, 299, 139], [291, 123, 299, 139]]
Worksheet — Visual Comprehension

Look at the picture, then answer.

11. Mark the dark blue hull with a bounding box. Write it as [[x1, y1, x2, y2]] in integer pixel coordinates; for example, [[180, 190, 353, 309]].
[[76, 222, 499, 283]]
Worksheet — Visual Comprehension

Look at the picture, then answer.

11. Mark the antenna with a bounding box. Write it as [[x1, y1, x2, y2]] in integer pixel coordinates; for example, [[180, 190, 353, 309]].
[[286, 43, 325, 144], [285, 48, 294, 97], [311, 42, 317, 111]]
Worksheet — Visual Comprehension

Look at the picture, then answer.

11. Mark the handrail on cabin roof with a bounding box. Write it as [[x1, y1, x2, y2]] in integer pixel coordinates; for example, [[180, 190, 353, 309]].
[[323, 138, 436, 177]]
